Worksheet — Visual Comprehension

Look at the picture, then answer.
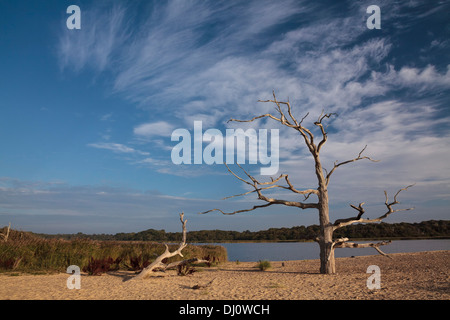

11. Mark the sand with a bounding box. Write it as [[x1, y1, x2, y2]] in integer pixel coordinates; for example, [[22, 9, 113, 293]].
[[0, 251, 448, 300]]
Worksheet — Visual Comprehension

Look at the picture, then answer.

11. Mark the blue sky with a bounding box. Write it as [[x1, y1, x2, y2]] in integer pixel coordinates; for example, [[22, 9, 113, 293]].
[[0, 0, 449, 234]]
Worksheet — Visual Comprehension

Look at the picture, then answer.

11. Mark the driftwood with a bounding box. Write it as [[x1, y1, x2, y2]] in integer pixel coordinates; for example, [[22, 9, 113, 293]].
[[0, 223, 11, 242], [134, 213, 208, 279], [166, 257, 209, 270], [192, 278, 216, 290]]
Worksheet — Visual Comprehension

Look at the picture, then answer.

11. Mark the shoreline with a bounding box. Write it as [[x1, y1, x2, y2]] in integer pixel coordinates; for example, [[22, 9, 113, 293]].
[[191, 236, 450, 243], [1, 250, 448, 300]]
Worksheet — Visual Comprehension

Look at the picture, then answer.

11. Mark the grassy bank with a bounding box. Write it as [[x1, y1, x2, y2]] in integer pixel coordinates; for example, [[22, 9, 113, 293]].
[[0, 230, 227, 274]]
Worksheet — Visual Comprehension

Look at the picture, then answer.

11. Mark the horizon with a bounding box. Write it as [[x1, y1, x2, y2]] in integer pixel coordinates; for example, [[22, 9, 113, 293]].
[[1, 0, 449, 234], [20, 218, 449, 237]]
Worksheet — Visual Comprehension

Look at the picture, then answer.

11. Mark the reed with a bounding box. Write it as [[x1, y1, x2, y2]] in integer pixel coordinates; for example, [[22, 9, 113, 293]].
[[0, 229, 227, 273]]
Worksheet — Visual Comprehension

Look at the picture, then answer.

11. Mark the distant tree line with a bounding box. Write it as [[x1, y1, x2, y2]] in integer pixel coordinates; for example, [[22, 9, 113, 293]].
[[37, 220, 449, 242]]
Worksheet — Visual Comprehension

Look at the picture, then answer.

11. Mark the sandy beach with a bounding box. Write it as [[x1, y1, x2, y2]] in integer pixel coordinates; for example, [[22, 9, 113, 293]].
[[0, 251, 448, 300]]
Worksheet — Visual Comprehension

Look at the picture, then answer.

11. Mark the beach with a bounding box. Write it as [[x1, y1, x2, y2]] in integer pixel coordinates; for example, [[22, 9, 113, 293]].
[[0, 251, 448, 300]]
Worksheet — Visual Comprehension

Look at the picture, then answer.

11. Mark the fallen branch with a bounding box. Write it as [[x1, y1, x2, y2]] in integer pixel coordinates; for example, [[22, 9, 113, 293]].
[[134, 213, 188, 279], [165, 257, 210, 270], [133, 213, 210, 279], [192, 278, 216, 290]]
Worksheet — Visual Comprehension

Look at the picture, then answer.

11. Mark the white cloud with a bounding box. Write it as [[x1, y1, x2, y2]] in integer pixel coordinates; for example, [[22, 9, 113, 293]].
[[133, 121, 175, 138], [396, 64, 450, 88], [88, 142, 149, 156], [100, 113, 113, 121]]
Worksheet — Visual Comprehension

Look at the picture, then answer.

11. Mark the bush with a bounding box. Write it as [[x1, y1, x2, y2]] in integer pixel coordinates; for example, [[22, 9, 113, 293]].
[[127, 255, 151, 271], [82, 257, 122, 276], [257, 260, 271, 271], [177, 263, 196, 276]]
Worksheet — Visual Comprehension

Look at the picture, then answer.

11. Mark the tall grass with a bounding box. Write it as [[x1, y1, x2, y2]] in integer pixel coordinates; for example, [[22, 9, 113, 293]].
[[0, 229, 227, 273]]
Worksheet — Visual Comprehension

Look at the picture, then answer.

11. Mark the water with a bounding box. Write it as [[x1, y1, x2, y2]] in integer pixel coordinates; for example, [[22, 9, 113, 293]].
[[203, 239, 450, 262]]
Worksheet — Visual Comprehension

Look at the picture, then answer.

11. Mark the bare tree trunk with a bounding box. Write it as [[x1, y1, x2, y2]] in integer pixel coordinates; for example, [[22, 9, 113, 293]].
[[317, 187, 336, 274], [315, 154, 336, 274], [319, 226, 336, 274]]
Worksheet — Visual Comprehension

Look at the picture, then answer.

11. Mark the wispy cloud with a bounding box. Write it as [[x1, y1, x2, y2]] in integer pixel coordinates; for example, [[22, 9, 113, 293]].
[[56, 0, 450, 220], [57, 3, 129, 73], [134, 121, 175, 139], [87, 142, 149, 156], [56, 1, 450, 125], [100, 113, 113, 121]]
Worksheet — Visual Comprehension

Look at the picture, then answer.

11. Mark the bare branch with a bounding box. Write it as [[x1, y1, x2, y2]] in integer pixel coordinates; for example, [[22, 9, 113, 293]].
[[326, 145, 380, 185], [232, 163, 286, 186], [228, 113, 283, 126], [333, 185, 415, 230], [315, 110, 337, 152], [299, 112, 309, 126], [334, 240, 393, 259], [216, 164, 319, 209], [222, 183, 318, 201], [223, 162, 254, 186], [239, 92, 317, 153], [199, 203, 274, 215], [200, 195, 318, 215], [200, 162, 319, 215]]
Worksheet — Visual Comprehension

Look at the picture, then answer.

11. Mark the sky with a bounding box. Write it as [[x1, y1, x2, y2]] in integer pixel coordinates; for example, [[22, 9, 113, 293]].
[[0, 0, 449, 234]]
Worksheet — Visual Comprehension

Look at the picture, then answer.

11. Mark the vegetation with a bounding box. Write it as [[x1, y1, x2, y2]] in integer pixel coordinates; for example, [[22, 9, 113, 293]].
[[0, 220, 447, 274], [35, 220, 449, 242], [0, 229, 227, 274], [257, 260, 272, 271], [177, 263, 196, 276]]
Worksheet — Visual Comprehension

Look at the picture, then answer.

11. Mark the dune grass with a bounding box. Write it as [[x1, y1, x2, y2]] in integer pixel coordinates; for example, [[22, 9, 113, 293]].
[[0, 229, 227, 274]]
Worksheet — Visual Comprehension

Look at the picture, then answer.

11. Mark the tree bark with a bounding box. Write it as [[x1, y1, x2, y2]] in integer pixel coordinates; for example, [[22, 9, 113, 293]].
[[318, 226, 336, 274], [317, 194, 339, 274], [316, 165, 336, 274]]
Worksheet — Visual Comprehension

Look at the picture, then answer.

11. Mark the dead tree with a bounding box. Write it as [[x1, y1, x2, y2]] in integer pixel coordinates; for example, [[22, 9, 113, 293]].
[[134, 213, 208, 279], [201, 91, 413, 274]]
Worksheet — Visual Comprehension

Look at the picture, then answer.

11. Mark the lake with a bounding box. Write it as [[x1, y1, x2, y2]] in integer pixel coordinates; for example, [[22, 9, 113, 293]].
[[201, 239, 450, 262]]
